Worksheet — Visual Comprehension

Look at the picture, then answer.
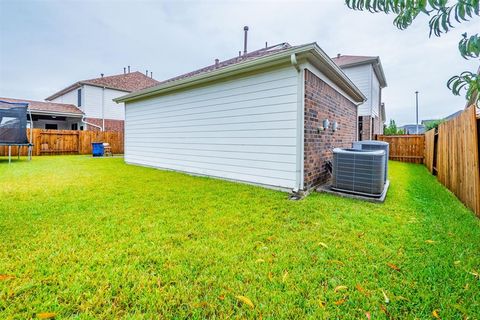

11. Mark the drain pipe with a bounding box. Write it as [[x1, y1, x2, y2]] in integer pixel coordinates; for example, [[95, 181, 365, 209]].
[[82, 116, 103, 131], [101, 87, 105, 131], [290, 53, 300, 72]]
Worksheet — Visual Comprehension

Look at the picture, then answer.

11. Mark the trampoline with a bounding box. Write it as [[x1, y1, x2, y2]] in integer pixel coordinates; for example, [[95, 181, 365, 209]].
[[0, 100, 33, 163]]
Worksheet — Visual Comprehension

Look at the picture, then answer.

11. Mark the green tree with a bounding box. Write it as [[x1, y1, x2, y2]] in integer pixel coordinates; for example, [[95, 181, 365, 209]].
[[424, 119, 444, 130], [384, 119, 405, 135], [345, 0, 480, 105]]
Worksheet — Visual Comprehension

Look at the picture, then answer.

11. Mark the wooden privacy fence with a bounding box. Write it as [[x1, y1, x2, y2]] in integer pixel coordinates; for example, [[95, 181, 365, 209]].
[[377, 105, 479, 216], [0, 129, 124, 156], [375, 134, 425, 163], [424, 105, 479, 216]]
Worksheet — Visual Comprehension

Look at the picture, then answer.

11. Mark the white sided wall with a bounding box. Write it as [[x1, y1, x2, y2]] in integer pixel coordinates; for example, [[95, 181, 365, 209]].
[[83, 85, 126, 120], [341, 64, 380, 117], [51, 87, 80, 105], [51, 85, 126, 121], [124, 66, 301, 190]]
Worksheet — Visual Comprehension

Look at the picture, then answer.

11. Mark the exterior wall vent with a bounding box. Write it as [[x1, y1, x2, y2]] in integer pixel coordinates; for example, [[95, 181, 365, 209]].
[[332, 148, 386, 197]]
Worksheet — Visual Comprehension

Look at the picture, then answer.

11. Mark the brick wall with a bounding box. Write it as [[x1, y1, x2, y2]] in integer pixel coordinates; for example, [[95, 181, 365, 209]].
[[360, 115, 372, 140], [304, 70, 357, 189], [84, 118, 124, 132]]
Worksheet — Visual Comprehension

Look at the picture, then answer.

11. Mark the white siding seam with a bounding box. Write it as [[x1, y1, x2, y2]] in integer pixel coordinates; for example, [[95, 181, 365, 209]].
[[126, 100, 297, 121], [130, 75, 298, 108]]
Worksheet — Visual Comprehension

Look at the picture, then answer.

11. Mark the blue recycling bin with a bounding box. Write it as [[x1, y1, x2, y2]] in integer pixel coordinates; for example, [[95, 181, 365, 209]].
[[92, 142, 104, 157]]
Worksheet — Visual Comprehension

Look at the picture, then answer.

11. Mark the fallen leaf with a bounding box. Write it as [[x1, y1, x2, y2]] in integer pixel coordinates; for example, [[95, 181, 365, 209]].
[[318, 242, 328, 249], [282, 270, 289, 282], [365, 311, 371, 319], [432, 309, 440, 319], [425, 240, 436, 244], [334, 299, 346, 306], [267, 272, 273, 281], [334, 285, 348, 292], [357, 232, 365, 238], [387, 263, 401, 272], [37, 313, 56, 319], [0, 274, 15, 280], [468, 270, 479, 279], [218, 295, 225, 300], [266, 236, 275, 242], [318, 299, 326, 308], [255, 258, 265, 263], [193, 302, 208, 308], [236, 295, 254, 309], [381, 289, 390, 304], [356, 284, 366, 294]]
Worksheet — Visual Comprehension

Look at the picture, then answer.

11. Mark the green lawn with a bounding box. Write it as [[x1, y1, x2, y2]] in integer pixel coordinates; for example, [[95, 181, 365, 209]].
[[1, 156, 479, 319]]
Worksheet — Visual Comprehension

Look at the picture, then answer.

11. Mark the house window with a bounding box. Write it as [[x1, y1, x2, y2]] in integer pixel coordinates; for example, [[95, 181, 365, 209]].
[[71, 123, 78, 130], [45, 123, 58, 130], [80, 125, 84, 131], [77, 88, 82, 107]]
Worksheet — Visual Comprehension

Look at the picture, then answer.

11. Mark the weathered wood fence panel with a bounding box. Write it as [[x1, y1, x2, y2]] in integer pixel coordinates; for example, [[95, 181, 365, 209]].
[[376, 134, 425, 163], [0, 129, 124, 156], [435, 105, 479, 216], [424, 129, 436, 173]]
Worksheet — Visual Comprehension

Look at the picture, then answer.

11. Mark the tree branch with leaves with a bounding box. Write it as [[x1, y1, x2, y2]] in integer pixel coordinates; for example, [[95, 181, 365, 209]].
[[345, 0, 480, 106]]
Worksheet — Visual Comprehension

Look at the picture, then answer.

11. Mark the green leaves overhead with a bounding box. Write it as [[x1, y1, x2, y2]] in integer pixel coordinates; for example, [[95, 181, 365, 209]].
[[459, 33, 480, 59], [447, 71, 480, 101], [345, 0, 479, 36]]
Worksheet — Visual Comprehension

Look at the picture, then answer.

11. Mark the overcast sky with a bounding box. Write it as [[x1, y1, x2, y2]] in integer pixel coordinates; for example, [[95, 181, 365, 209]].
[[1, 0, 478, 125]]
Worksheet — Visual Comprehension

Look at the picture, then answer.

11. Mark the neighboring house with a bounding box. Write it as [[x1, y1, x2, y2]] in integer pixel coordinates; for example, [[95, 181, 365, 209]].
[[0, 97, 84, 129], [115, 42, 366, 191], [44, 71, 159, 131], [399, 124, 425, 134], [332, 54, 387, 140]]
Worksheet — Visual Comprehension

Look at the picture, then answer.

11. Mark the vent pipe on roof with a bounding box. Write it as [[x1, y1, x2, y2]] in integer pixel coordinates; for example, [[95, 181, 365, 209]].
[[124, 67, 126, 74], [265, 41, 268, 48], [146, 70, 148, 76], [101, 73, 104, 78], [128, 65, 130, 73], [243, 26, 249, 55], [337, 53, 341, 58], [238, 51, 241, 57], [215, 59, 219, 68], [150, 71, 153, 78]]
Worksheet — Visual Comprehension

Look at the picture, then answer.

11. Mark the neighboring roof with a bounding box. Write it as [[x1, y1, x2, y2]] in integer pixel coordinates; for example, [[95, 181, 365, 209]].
[[46, 71, 160, 101], [162, 43, 293, 84], [422, 110, 464, 125], [115, 42, 366, 104], [0, 97, 83, 116], [399, 124, 426, 134], [332, 54, 387, 88], [444, 110, 463, 121]]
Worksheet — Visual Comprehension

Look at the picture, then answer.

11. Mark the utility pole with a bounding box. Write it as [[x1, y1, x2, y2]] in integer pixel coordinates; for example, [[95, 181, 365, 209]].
[[415, 91, 419, 134]]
